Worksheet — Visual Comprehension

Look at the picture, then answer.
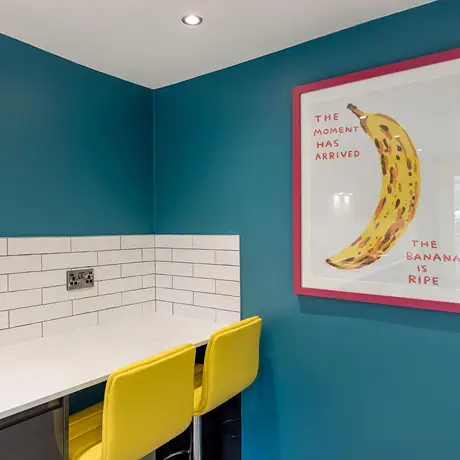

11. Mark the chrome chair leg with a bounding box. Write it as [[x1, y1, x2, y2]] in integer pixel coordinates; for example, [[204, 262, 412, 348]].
[[192, 416, 202, 460]]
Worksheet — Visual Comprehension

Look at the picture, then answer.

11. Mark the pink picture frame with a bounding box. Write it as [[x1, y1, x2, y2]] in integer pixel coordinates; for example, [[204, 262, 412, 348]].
[[293, 48, 460, 313]]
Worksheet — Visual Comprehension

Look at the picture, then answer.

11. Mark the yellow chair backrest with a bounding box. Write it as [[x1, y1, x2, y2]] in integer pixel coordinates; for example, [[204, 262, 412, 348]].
[[101, 344, 196, 460], [195, 316, 262, 416]]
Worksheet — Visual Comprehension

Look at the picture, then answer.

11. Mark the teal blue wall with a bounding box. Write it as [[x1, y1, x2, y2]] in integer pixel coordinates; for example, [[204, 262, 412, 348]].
[[0, 34, 153, 236], [154, 2, 460, 459]]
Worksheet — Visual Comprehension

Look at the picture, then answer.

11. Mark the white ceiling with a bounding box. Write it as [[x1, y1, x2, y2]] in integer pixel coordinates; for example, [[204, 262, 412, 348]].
[[1, 0, 433, 89]]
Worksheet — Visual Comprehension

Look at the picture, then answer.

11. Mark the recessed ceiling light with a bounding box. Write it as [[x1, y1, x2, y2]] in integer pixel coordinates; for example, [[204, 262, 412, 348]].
[[182, 14, 203, 26]]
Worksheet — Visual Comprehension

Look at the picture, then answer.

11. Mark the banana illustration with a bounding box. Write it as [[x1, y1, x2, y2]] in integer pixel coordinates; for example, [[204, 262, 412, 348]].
[[326, 104, 420, 270]]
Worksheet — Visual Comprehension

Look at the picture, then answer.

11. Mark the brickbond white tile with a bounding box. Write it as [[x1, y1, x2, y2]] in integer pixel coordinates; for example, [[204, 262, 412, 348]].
[[0, 255, 41, 274], [215, 250, 240, 266], [156, 275, 172, 288], [122, 262, 154, 277], [121, 235, 155, 249], [193, 235, 239, 250], [0, 289, 42, 312], [94, 265, 121, 281], [155, 235, 193, 249], [173, 276, 215, 293], [155, 249, 172, 262], [156, 288, 193, 305], [173, 249, 215, 264], [71, 236, 120, 252], [0, 312, 8, 330], [73, 293, 122, 315], [142, 249, 155, 262], [98, 277, 142, 295], [8, 237, 70, 255], [0, 276, 7, 293], [122, 288, 155, 306], [98, 250, 142, 266], [142, 275, 155, 288], [9, 270, 66, 291], [194, 264, 239, 281], [42, 252, 97, 270], [0, 239, 6, 256], [156, 262, 193, 277], [194, 292, 240, 312], [43, 285, 97, 304], [10, 301, 72, 327], [216, 280, 240, 297]]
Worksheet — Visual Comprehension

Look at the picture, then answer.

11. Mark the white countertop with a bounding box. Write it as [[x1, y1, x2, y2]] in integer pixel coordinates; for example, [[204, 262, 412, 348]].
[[0, 314, 223, 421]]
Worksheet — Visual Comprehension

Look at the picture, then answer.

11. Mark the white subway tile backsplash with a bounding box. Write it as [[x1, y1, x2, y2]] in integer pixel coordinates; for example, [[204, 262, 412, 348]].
[[0, 233, 240, 347], [0, 289, 42, 312], [216, 280, 240, 297], [142, 249, 155, 262], [73, 293, 122, 315], [121, 235, 155, 250], [156, 262, 193, 277], [42, 252, 97, 271], [43, 285, 97, 304], [0, 255, 41, 274], [194, 264, 240, 281], [122, 288, 155, 306], [215, 310, 241, 325], [71, 236, 120, 252], [215, 251, 240, 266], [142, 274, 155, 288], [0, 312, 8, 329], [10, 301, 72, 327], [193, 235, 239, 250], [156, 275, 173, 289], [8, 237, 70, 256], [194, 292, 240, 312], [0, 239, 7, 256], [122, 262, 154, 278], [174, 303, 215, 321], [173, 276, 215, 293], [0, 324, 42, 346], [142, 301, 156, 317], [98, 304, 143, 325], [94, 265, 121, 281], [9, 270, 66, 292], [173, 249, 215, 264], [43, 313, 97, 338], [155, 249, 172, 262], [155, 235, 193, 249], [98, 277, 142, 296], [98, 250, 142, 266], [156, 288, 193, 305], [156, 301, 173, 315]]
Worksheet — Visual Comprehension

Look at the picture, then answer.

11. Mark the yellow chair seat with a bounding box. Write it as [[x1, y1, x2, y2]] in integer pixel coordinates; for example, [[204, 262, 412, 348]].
[[75, 442, 102, 460], [68, 344, 196, 460], [69, 426, 102, 460], [193, 317, 262, 416], [69, 402, 103, 441]]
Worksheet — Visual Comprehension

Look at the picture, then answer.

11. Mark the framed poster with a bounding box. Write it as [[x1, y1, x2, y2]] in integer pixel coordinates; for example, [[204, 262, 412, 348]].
[[293, 48, 460, 313]]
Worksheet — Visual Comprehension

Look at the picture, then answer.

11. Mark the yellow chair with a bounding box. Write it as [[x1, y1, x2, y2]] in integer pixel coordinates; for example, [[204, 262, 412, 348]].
[[192, 316, 262, 460], [68, 343, 196, 460]]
